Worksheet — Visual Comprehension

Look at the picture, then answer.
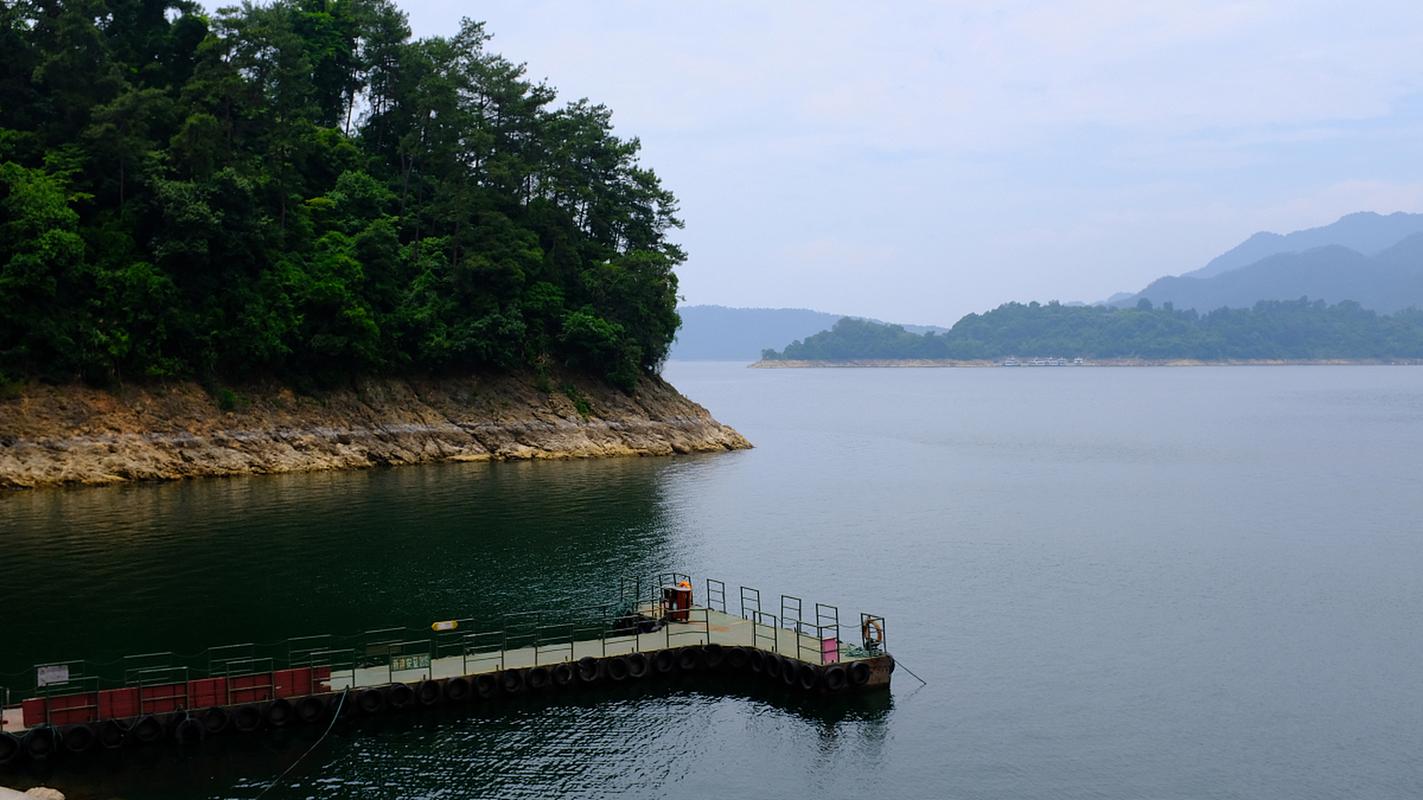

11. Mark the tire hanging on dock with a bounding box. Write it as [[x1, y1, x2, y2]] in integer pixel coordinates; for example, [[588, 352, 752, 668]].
[[576, 656, 602, 683], [499, 669, 526, 695], [678, 646, 703, 672], [296, 695, 328, 723], [653, 651, 675, 675], [764, 653, 782, 680], [727, 647, 750, 671], [474, 674, 497, 699], [416, 680, 442, 706], [780, 657, 799, 687], [552, 663, 574, 687], [386, 683, 415, 710], [797, 663, 819, 691], [0, 732, 20, 765], [704, 643, 726, 669], [444, 676, 472, 702], [201, 706, 230, 734], [527, 666, 552, 691], [96, 719, 127, 749], [848, 661, 871, 687], [606, 656, 630, 682], [748, 650, 766, 674], [626, 652, 650, 679], [356, 688, 385, 715], [266, 698, 294, 727], [174, 716, 205, 745], [822, 664, 849, 692], [61, 723, 97, 754], [132, 714, 166, 743], [21, 727, 55, 760]]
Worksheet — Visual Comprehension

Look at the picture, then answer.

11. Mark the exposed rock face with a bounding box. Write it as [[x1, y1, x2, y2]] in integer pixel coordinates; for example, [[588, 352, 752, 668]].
[[0, 372, 750, 489]]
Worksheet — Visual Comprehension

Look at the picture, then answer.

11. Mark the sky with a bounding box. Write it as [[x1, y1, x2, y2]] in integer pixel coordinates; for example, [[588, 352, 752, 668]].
[[396, 1, 1423, 326]]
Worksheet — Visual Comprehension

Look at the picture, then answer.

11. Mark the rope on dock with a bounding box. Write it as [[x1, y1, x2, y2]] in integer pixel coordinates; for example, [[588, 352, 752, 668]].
[[895, 658, 928, 686], [254, 686, 350, 799]]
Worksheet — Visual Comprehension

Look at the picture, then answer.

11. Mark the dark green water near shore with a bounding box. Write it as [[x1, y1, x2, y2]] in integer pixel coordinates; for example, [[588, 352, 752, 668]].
[[3, 363, 1422, 799]]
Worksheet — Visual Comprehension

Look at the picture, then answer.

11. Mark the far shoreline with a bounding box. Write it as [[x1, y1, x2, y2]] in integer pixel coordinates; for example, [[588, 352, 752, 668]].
[[750, 358, 1423, 368]]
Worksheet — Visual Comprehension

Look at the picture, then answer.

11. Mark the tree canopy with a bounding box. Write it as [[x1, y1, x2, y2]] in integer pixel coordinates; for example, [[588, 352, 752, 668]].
[[762, 300, 1423, 361], [0, 0, 682, 391]]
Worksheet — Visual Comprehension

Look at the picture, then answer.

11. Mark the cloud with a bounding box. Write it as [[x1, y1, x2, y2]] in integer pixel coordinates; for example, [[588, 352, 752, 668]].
[[1257, 180, 1423, 231], [393, 0, 1423, 322]]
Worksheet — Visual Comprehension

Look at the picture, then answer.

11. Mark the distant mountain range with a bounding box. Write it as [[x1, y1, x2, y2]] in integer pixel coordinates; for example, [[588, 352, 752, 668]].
[[1115, 211, 1423, 312], [681, 212, 1423, 361], [670, 305, 948, 361]]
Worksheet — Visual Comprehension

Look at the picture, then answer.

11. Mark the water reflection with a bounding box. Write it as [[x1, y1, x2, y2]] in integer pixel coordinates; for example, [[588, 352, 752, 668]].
[[0, 457, 694, 679], [4, 684, 891, 800], [2, 454, 893, 800]]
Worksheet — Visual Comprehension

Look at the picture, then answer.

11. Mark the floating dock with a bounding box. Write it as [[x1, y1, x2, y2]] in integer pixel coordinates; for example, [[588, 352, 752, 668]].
[[0, 574, 893, 766]]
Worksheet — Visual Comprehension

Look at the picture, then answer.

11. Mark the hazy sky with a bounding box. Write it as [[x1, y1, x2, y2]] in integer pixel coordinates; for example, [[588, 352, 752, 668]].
[[397, 1, 1423, 325]]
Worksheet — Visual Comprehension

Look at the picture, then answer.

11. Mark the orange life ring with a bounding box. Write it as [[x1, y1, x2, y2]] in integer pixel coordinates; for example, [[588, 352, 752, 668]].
[[862, 617, 885, 646]]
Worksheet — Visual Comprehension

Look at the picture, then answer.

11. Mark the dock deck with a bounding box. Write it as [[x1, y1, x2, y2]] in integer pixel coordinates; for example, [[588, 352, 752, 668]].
[[0, 574, 893, 764], [330, 605, 870, 690]]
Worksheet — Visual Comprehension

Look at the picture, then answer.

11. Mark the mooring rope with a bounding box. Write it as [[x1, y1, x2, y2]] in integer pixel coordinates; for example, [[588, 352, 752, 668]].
[[254, 686, 350, 799], [895, 658, 928, 686]]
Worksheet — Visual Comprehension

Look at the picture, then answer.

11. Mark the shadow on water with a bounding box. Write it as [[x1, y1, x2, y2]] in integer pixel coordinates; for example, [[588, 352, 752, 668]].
[[0, 457, 696, 685], [5, 681, 892, 800], [2, 455, 902, 800]]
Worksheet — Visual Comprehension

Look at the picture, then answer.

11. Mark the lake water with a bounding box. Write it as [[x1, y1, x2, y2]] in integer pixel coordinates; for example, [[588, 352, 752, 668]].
[[2, 363, 1422, 799]]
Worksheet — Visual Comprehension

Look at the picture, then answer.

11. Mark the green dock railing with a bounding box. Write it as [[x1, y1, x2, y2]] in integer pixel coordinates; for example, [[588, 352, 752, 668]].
[[1, 573, 889, 708]]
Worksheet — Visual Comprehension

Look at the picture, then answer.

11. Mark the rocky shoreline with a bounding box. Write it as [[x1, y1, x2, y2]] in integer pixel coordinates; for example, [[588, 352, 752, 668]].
[[751, 358, 1422, 368], [0, 372, 750, 490]]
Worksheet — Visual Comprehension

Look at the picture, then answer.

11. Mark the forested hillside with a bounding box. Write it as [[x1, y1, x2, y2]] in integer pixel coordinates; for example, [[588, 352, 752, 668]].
[[762, 300, 1423, 361], [0, 0, 682, 391], [670, 305, 950, 360]]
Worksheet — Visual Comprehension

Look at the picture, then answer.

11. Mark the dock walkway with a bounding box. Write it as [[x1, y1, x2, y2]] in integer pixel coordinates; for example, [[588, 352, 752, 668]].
[[331, 605, 857, 690], [1, 575, 893, 766]]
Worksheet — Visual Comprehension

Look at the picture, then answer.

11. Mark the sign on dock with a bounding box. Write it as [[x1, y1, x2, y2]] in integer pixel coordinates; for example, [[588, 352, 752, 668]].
[[391, 654, 431, 672], [36, 665, 69, 687]]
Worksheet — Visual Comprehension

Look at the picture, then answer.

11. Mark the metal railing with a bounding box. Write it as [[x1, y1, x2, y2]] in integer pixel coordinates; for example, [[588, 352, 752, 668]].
[[780, 594, 803, 632], [2, 573, 888, 711], [740, 586, 761, 619], [751, 611, 780, 653], [706, 578, 727, 613]]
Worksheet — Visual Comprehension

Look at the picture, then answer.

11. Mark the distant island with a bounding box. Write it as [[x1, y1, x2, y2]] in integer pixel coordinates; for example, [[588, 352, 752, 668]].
[[758, 299, 1423, 364], [671, 305, 948, 360]]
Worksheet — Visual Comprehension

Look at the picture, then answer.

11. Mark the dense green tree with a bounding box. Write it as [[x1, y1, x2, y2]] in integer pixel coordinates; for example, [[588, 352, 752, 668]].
[[0, 1, 682, 390], [763, 300, 1423, 362]]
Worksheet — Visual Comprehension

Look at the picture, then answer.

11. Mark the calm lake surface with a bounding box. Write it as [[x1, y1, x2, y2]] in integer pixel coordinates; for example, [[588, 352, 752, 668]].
[[3, 363, 1422, 799]]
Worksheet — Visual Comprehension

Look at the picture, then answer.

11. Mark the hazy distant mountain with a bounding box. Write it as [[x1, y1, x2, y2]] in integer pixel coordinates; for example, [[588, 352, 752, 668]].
[[1131, 233, 1423, 313], [671, 305, 949, 360], [1111, 211, 1423, 311], [1185, 211, 1423, 280]]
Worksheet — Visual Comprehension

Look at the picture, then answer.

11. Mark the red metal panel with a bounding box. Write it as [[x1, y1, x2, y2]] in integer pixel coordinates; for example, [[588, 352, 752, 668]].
[[19, 693, 98, 726], [52, 692, 97, 725], [187, 677, 227, 708], [139, 682, 186, 714], [228, 673, 273, 704], [19, 667, 341, 728], [273, 667, 313, 698], [21, 698, 43, 728], [99, 687, 139, 719]]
